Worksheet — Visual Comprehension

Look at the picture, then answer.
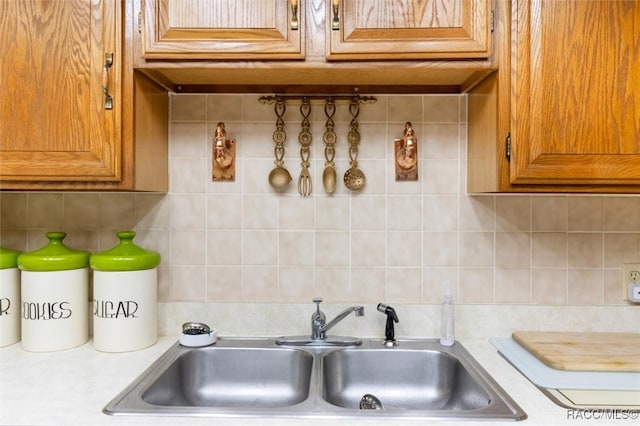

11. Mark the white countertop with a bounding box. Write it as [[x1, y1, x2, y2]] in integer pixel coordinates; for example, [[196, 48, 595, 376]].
[[0, 337, 635, 426]]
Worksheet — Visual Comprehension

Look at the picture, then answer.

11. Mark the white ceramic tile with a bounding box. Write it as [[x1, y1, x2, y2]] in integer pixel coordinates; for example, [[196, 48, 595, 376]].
[[460, 195, 494, 231], [423, 195, 458, 231], [279, 231, 314, 266], [135, 194, 170, 229], [170, 122, 208, 156], [206, 194, 242, 229], [242, 230, 277, 265], [351, 196, 386, 231], [387, 196, 422, 230], [242, 267, 279, 302], [351, 231, 386, 267], [170, 194, 206, 229], [423, 96, 460, 123], [28, 193, 64, 229], [206, 266, 242, 301], [460, 232, 494, 267], [171, 229, 206, 265], [315, 231, 349, 266], [314, 196, 350, 230], [495, 232, 530, 268], [314, 267, 352, 301], [170, 265, 206, 300], [532, 232, 567, 268], [385, 267, 422, 302], [171, 94, 207, 121], [532, 196, 568, 231], [386, 231, 422, 266], [495, 268, 531, 304], [207, 229, 241, 265], [423, 232, 458, 266], [206, 94, 243, 122], [421, 267, 458, 303], [279, 196, 314, 229], [422, 124, 459, 159], [244, 195, 278, 229], [422, 159, 459, 194], [170, 156, 207, 193], [98, 194, 136, 229], [0, 193, 28, 230]]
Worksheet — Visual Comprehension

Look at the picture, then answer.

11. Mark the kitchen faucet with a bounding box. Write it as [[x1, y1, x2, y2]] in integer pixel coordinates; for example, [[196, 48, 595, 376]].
[[276, 297, 364, 346], [311, 298, 364, 340]]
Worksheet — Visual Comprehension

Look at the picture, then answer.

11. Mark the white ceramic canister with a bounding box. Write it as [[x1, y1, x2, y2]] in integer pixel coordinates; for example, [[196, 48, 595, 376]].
[[17, 232, 90, 352], [0, 247, 21, 347], [90, 231, 160, 352]]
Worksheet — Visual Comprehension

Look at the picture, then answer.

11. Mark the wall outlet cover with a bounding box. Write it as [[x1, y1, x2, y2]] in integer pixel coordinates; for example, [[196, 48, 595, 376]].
[[622, 263, 640, 302]]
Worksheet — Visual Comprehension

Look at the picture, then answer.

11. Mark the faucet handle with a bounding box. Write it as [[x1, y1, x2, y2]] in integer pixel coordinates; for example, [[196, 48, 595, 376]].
[[313, 297, 323, 314]]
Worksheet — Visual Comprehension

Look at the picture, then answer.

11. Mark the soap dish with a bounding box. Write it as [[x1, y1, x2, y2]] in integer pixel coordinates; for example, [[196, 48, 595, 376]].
[[179, 322, 217, 347]]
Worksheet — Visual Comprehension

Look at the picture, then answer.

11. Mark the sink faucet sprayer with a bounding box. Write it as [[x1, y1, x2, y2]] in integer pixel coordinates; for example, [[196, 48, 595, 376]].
[[377, 303, 399, 347], [312, 298, 364, 340]]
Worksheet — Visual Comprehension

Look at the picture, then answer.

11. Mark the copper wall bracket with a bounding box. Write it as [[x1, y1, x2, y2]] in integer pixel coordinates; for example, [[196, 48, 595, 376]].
[[212, 122, 236, 181], [394, 122, 418, 181]]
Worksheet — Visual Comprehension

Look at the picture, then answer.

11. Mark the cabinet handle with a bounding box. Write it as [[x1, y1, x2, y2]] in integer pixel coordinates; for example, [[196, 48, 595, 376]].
[[331, 0, 340, 30], [102, 53, 113, 110], [290, 0, 299, 30]]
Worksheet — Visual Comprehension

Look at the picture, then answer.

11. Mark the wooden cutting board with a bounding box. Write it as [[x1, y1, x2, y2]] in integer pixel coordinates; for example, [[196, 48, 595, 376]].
[[512, 331, 640, 372]]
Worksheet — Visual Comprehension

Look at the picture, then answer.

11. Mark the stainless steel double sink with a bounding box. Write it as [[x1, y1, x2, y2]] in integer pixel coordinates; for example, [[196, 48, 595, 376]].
[[104, 338, 526, 420]]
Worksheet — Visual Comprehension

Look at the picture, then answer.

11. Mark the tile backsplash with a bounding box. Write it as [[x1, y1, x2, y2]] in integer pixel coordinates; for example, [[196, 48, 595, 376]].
[[1, 94, 639, 308]]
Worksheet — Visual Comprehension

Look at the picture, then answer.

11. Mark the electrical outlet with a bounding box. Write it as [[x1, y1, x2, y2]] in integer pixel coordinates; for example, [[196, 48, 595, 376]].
[[622, 263, 640, 301]]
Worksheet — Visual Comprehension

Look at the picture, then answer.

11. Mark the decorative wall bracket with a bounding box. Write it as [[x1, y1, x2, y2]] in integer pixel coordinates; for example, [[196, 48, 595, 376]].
[[212, 122, 236, 181], [394, 122, 418, 181]]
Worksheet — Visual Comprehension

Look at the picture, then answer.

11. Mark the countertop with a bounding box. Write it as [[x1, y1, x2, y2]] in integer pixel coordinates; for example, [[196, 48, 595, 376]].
[[0, 337, 636, 426]]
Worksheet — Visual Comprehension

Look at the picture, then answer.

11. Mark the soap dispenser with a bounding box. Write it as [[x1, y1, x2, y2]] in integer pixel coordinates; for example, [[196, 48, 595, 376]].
[[440, 286, 455, 346]]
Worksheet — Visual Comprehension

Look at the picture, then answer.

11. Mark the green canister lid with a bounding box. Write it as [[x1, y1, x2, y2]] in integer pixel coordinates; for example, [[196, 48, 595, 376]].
[[90, 231, 160, 271], [0, 246, 20, 269], [17, 232, 90, 271]]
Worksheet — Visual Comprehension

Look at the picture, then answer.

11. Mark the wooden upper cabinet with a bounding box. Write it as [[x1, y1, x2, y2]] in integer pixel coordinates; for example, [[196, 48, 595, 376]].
[[511, 0, 640, 185], [328, 0, 492, 60], [142, 0, 304, 59], [0, 0, 168, 191], [0, 0, 121, 183]]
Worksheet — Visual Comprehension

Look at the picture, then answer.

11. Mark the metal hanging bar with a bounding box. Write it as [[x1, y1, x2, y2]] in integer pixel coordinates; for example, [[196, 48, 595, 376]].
[[258, 94, 377, 105]]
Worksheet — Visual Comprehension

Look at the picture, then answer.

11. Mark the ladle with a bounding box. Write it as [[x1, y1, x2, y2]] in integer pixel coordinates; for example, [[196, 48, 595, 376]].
[[268, 96, 292, 191], [343, 97, 366, 191], [322, 97, 337, 194]]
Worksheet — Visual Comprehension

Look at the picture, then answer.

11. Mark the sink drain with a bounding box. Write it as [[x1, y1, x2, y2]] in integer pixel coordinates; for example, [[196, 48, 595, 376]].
[[359, 394, 384, 410]]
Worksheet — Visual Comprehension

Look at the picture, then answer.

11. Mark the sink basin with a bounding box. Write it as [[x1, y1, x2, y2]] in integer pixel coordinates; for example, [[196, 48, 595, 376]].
[[104, 338, 526, 420], [322, 348, 490, 410], [143, 347, 313, 408]]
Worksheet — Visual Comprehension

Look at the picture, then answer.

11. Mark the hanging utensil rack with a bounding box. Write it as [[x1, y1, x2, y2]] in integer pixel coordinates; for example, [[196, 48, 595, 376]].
[[259, 94, 377, 105]]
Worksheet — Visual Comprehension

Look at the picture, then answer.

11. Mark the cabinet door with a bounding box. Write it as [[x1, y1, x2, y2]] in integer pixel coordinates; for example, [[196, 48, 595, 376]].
[[511, 0, 640, 185], [328, 0, 492, 59], [0, 0, 120, 183], [142, 0, 303, 59]]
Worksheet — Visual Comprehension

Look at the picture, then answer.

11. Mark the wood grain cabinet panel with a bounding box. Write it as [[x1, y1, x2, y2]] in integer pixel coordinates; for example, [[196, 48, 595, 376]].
[[511, 0, 640, 185], [0, 0, 120, 182], [142, 0, 303, 59], [328, 0, 492, 60], [468, 0, 640, 193], [0, 0, 168, 191], [136, 0, 496, 92]]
